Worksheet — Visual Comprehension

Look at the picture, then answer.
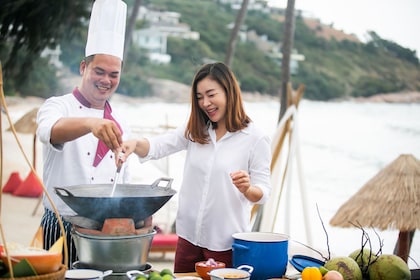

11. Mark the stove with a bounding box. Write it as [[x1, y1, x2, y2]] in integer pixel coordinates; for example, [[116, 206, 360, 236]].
[[70, 217, 156, 278]]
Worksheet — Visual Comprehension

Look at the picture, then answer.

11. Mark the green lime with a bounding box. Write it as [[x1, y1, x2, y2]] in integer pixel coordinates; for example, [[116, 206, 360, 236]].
[[149, 271, 163, 280], [149, 271, 161, 278], [160, 269, 173, 276], [135, 275, 148, 280], [319, 266, 329, 276], [162, 274, 173, 280]]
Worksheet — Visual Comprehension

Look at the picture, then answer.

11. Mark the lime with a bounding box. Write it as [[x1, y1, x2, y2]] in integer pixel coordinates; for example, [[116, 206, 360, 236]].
[[162, 274, 173, 280], [319, 266, 329, 276], [135, 275, 148, 280], [149, 271, 161, 278], [160, 269, 173, 276], [149, 275, 163, 280]]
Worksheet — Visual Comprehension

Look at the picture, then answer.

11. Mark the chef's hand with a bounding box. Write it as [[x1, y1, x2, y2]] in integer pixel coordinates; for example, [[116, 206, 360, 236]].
[[90, 118, 122, 151], [230, 170, 263, 202]]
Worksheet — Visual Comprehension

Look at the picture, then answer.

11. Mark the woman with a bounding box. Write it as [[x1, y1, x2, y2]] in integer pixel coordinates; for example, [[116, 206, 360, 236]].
[[120, 62, 271, 272]]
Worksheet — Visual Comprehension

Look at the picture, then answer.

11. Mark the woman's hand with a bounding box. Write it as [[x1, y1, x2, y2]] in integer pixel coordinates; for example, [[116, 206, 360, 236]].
[[230, 170, 251, 194], [230, 170, 263, 202], [114, 139, 137, 165], [114, 138, 150, 166]]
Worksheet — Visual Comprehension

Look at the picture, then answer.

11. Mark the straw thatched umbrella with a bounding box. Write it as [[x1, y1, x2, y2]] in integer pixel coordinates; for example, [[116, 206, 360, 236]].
[[330, 154, 420, 262], [7, 107, 39, 169]]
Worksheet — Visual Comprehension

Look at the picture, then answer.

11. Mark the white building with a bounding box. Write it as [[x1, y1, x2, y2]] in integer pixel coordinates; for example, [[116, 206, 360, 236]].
[[132, 7, 199, 64]]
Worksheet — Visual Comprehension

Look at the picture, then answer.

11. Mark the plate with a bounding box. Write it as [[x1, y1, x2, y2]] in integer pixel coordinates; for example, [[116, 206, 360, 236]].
[[289, 255, 325, 272]]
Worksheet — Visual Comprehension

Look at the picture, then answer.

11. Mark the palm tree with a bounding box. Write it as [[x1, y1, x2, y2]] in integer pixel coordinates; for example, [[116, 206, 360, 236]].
[[224, 0, 250, 67], [279, 0, 296, 122], [124, 0, 142, 60]]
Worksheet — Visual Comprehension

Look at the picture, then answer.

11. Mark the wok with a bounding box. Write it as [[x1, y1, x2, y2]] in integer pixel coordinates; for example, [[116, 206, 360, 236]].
[[54, 177, 176, 223]]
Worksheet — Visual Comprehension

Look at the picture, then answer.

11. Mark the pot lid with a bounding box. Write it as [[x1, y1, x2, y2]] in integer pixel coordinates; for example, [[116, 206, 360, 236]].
[[289, 255, 325, 272]]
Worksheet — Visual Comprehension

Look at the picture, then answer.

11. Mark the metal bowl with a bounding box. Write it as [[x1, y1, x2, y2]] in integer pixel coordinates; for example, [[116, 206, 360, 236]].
[[71, 229, 156, 272]]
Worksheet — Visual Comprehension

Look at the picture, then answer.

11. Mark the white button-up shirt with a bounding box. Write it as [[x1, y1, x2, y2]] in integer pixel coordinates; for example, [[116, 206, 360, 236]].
[[37, 93, 130, 216], [142, 122, 271, 251]]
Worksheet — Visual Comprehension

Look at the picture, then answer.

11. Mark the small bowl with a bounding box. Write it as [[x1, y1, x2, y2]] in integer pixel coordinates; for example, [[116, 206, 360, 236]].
[[208, 265, 253, 280], [1, 250, 62, 275], [195, 261, 226, 280]]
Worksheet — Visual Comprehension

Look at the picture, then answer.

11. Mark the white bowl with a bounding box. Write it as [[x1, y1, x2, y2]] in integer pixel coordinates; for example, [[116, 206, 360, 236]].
[[65, 269, 112, 280]]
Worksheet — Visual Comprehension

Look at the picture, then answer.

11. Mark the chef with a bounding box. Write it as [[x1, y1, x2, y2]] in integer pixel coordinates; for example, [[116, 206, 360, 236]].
[[36, 0, 130, 267]]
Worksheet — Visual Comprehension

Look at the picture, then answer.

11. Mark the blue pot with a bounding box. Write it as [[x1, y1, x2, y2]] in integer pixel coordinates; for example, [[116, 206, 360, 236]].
[[232, 232, 288, 280]]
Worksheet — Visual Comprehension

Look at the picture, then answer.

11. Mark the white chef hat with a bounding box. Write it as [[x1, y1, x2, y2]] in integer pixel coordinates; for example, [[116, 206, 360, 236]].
[[85, 0, 127, 61]]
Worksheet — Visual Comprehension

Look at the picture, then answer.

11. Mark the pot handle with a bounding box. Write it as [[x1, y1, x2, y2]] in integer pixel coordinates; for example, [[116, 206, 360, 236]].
[[232, 243, 249, 251], [151, 177, 173, 190], [126, 270, 148, 280], [237, 265, 254, 274], [102, 270, 113, 277], [54, 187, 75, 197]]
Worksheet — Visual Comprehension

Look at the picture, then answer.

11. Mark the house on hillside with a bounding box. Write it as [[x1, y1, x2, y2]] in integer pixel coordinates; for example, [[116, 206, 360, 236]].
[[216, 0, 270, 12], [132, 7, 200, 64], [246, 30, 304, 74]]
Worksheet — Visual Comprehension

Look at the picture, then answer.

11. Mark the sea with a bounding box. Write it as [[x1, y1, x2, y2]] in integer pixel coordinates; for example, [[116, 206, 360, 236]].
[[110, 98, 420, 269]]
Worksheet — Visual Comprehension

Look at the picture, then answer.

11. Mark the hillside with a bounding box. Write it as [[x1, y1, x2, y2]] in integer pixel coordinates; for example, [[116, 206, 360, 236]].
[[115, 0, 420, 101]]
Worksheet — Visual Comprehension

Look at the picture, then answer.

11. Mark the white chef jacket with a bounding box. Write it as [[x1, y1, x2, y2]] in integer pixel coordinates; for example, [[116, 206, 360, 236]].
[[141, 122, 271, 251], [37, 93, 131, 216]]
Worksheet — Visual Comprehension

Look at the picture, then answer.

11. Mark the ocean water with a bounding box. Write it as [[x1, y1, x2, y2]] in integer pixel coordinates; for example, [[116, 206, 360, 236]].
[[113, 99, 420, 269]]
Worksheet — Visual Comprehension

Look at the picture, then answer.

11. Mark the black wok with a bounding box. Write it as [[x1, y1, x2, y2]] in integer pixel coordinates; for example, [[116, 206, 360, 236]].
[[54, 177, 176, 223]]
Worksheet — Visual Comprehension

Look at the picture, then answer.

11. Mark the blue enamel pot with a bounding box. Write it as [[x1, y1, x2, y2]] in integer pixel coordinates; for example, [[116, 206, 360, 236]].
[[232, 232, 288, 280]]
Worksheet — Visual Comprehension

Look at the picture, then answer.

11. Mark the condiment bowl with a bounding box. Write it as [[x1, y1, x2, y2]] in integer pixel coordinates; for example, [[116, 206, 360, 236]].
[[195, 260, 226, 280]]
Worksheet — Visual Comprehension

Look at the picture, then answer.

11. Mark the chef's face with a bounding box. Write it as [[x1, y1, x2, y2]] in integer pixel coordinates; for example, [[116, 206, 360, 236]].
[[79, 54, 122, 109]]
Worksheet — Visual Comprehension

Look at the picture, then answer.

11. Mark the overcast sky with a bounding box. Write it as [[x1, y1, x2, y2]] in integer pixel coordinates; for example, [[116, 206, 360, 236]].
[[267, 0, 420, 56]]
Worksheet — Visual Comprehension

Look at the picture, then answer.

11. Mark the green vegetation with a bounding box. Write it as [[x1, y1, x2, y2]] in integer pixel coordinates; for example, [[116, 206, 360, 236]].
[[1, 0, 419, 100]]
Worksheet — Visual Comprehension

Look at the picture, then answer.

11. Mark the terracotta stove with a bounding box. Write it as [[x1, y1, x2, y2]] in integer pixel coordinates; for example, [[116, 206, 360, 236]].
[[71, 216, 156, 279]]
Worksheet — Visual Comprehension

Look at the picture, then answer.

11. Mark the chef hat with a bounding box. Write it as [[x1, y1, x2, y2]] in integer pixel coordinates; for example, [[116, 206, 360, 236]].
[[85, 0, 127, 61]]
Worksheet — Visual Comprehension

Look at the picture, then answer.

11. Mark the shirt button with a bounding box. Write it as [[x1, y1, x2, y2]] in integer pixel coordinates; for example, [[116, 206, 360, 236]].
[[91, 177, 94, 181], [87, 152, 90, 156]]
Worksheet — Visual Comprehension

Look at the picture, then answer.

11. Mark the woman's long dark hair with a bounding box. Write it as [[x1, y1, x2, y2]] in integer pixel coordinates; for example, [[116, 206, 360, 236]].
[[186, 62, 250, 144]]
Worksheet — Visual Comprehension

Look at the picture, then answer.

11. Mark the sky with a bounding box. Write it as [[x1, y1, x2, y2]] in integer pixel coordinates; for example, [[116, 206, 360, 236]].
[[267, 0, 420, 56]]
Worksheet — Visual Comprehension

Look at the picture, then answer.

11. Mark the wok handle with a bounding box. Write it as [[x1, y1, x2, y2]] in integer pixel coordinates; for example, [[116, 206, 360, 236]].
[[54, 187, 75, 197], [151, 177, 173, 190]]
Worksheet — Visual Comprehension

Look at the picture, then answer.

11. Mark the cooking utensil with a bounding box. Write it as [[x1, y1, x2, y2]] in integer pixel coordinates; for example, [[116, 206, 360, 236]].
[[54, 177, 175, 223], [72, 229, 156, 273], [110, 152, 124, 197], [110, 164, 122, 197], [232, 232, 288, 280]]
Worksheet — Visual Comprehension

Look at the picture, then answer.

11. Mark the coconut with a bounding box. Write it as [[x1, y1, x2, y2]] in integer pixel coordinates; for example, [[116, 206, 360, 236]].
[[349, 248, 377, 276], [324, 256, 363, 280], [368, 254, 410, 280]]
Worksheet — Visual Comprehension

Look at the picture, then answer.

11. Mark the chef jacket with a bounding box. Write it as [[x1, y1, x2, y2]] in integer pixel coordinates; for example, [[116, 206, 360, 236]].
[[140, 122, 271, 251], [37, 93, 131, 216]]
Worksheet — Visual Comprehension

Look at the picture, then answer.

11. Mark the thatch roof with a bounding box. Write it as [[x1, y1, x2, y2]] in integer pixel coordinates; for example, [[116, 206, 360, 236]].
[[7, 107, 39, 134], [330, 154, 420, 231]]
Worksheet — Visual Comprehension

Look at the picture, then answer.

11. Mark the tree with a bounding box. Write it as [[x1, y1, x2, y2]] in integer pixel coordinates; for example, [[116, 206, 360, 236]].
[[124, 0, 142, 61], [224, 0, 249, 67], [279, 0, 295, 121], [0, 0, 90, 94]]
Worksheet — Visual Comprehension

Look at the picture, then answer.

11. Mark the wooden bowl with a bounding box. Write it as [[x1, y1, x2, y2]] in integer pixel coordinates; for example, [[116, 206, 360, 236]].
[[195, 261, 226, 280]]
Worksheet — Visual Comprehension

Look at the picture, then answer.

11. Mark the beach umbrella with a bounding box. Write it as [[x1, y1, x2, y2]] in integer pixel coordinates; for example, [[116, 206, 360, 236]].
[[7, 107, 39, 169], [329, 154, 420, 262]]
